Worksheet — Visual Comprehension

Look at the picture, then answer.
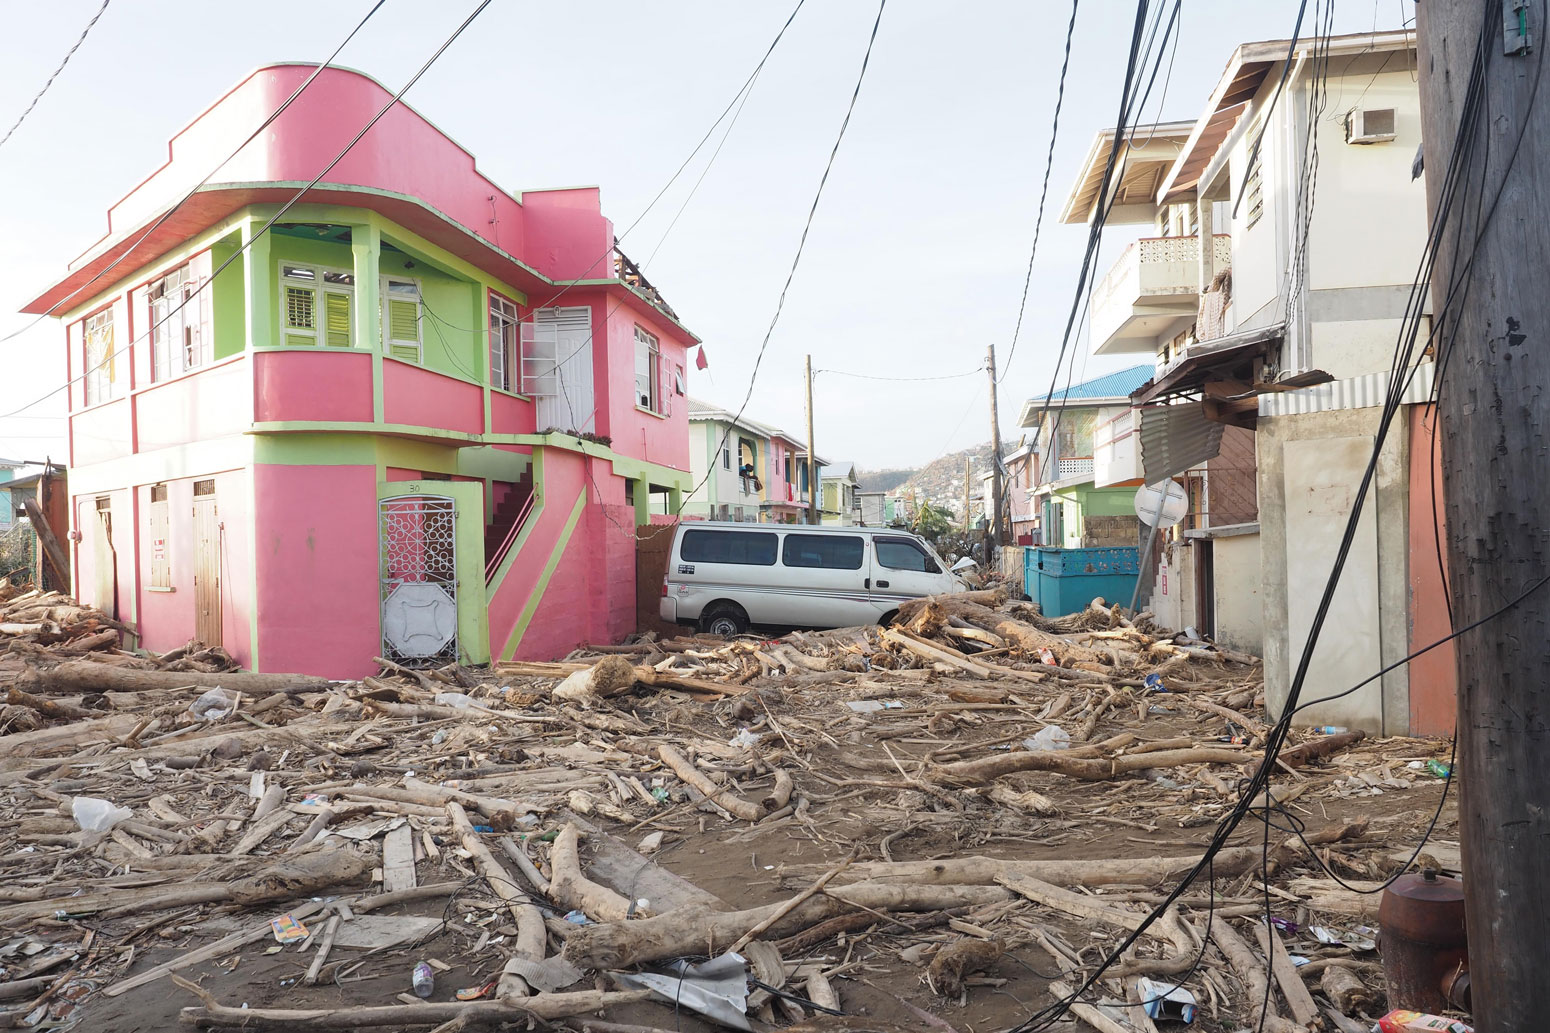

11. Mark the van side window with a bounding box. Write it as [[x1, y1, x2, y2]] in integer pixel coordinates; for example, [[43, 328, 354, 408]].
[[681, 529, 777, 565], [782, 534, 864, 570], [875, 537, 934, 572]]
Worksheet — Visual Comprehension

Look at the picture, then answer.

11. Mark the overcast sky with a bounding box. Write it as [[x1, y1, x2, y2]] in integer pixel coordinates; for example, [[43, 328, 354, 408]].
[[0, 0, 1410, 470]]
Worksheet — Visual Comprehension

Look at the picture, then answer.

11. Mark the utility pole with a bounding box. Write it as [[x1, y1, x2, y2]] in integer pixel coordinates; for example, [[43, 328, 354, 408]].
[[804, 354, 819, 526], [962, 457, 972, 532], [986, 345, 1004, 558], [1416, 5, 1550, 1029]]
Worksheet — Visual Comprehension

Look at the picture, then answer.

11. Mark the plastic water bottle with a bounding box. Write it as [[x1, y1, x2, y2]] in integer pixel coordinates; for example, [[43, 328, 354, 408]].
[[412, 961, 435, 998], [1313, 725, 1348, 734]]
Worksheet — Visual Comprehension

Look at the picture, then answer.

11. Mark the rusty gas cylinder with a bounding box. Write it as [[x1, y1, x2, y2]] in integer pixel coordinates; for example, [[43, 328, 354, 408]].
[[1379, 869, 1468, 1015]]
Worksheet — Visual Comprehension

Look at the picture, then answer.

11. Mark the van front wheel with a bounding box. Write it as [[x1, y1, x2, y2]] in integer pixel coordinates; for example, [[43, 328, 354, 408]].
[[701, 603, 749, 637]]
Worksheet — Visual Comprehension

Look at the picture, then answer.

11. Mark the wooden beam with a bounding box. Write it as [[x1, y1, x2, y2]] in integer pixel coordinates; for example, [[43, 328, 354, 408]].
[[21, 497, 69, 587]]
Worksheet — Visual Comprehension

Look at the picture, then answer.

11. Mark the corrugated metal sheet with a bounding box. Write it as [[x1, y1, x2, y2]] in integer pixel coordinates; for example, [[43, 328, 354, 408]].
[[1259, 362, 1436, 416], [1139, 403, 1225, 482]]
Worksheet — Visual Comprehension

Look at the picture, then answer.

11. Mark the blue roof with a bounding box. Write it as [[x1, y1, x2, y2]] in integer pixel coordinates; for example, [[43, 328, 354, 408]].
[[1038, 364, 1153, 404]]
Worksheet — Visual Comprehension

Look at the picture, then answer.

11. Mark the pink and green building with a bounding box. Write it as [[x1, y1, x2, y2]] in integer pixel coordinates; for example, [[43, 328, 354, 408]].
[[21, 64, 699, 677]]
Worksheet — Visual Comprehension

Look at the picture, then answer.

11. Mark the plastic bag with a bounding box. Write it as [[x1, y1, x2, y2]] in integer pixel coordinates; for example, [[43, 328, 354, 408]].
[[729, 728, 763, 748], [188, 687, 240, 721], [1023, 725, 1071, 752], [70, 796, 132, 832], [434, 692, 477, 709]]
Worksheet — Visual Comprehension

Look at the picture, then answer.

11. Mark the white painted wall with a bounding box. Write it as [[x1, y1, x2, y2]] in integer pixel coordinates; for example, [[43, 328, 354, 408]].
[[1212, 531, 1263, 654]]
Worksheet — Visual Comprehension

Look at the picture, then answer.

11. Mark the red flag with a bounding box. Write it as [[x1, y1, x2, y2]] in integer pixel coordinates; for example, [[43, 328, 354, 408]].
[[695, 346, 708, 370]]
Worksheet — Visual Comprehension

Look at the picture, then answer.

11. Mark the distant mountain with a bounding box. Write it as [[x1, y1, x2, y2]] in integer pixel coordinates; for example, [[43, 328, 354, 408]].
[[893, 442, 996, 511], [853, 467, 919, 493]]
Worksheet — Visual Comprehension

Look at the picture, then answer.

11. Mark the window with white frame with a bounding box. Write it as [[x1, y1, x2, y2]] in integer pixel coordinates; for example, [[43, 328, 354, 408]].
[[634, 326, 660, 412], [382, 277, 422, 363], [149, 263, 210, 380], [280, 264, 354, 349], [83, 308, 117, 406], [489, 292, 519, 392]]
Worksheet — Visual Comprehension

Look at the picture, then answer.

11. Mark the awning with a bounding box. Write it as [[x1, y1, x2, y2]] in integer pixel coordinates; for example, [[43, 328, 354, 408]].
[[1131, 323, 1284, 405], [1139, 403, 1225, 483]]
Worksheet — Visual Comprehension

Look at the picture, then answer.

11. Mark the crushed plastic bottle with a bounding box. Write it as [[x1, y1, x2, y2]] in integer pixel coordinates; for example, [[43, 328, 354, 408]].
[[433, 692, 477, 709], [1425, 758, 1452, 778], [1313, 725, 1348, 734], [1023, 725, 1071, 752], [412, 961, 435, 998]]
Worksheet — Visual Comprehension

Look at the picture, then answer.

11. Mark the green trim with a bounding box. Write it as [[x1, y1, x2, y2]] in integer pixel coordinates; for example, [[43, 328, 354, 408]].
[[499, 483, 587, 661], [350, 221, 383, 421]]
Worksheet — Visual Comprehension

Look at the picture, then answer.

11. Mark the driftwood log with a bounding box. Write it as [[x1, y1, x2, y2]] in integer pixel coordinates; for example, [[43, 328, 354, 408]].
[[563, 882, 1010, 969], [931, 747, 1258, 784], [20, 661, 330, 695]]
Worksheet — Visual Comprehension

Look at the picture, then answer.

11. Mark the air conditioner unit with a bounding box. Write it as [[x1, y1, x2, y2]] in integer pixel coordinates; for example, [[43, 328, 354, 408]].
[[1345, 107, 1397, 144]]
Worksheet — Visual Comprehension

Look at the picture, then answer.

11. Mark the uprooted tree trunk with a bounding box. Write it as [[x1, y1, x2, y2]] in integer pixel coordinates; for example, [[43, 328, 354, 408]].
[[562, 882, 1010, 970], [898, 595, 1104, 666]]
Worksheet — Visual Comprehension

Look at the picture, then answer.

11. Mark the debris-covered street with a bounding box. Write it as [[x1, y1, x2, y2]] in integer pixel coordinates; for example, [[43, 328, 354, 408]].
[[1, 583, 1457, 1032]]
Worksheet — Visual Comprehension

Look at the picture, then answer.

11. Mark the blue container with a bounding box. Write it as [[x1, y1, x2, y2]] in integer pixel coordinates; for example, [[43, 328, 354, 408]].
[[1025, 546, 1140, 617]]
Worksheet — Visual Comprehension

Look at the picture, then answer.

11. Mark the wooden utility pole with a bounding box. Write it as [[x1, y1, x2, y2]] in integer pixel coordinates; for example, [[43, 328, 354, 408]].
[[1416, 5, 1550, 1028], [804, 354, 819, 525], [985, 345, 1004, 557]]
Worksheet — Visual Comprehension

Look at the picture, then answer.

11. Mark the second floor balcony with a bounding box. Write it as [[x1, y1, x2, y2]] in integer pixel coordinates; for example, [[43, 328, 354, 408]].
[[1090, 234, 1231, 357]]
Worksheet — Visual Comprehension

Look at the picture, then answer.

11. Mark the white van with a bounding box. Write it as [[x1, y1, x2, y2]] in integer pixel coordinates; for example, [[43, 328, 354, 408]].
[[659, 521, 964, 635]]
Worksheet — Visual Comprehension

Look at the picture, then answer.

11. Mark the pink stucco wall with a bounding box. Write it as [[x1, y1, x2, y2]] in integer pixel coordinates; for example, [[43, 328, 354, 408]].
[[254, 351, 373, 423], [136, 357, 251, 452], [599, 300, 691, 472], [522, 189, 611, 282], [490, 391, 537, 435], [383, 361, 483, 435], [132, 471, 253, 665], [89, 65, 528, 267], [252, 463, 380, 678]]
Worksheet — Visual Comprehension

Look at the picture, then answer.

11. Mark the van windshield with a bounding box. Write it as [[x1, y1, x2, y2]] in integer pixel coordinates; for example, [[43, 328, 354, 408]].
[[681, 529, 777, 565]]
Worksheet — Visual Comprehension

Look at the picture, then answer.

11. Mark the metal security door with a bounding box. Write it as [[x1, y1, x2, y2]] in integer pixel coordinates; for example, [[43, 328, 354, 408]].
[[192, 482, 222, 647], [379, 494, 458, 664]]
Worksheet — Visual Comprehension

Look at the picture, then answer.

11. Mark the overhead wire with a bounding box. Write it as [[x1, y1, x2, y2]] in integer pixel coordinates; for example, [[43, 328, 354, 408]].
[[1004, 7, 1510, 1030], [0, 0, 112, 151], [0, 0, 390, 348]]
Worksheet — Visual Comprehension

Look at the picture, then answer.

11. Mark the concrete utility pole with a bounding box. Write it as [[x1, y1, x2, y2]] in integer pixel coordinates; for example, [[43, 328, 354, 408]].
[[1416, 5, 1550, 1028], [985, 344, 1004, 557], [804, 354, 819, 525]]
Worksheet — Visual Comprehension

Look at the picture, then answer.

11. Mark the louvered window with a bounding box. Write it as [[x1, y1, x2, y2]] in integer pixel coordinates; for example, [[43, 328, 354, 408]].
[[634, 326, 660, 413], [382, 277, 422, 363], [148, 484, 171, 590], [280, 263, 353, 348]]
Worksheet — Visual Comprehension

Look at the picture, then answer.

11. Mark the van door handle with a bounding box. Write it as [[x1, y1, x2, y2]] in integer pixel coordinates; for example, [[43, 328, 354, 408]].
[[877, 579, 890, 588], [864, 578, 870, 589]]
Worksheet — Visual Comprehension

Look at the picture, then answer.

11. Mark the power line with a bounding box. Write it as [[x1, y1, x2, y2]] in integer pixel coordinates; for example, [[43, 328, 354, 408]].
[[0, 0, 488, 422], [0, 0, 112, 151], [812, 365, 982, 383], [998, 0, 1080, 385], [0, 0, 390, 348]]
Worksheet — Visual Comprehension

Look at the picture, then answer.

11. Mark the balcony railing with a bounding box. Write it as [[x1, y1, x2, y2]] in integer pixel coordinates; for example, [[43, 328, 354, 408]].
[[1089, 234, 1232, 356], [1056, 457, 1095, 479]]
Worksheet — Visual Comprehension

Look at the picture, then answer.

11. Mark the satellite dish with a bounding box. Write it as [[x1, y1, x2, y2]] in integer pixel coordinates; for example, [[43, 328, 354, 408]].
[[1133, 480, 1189, 529]]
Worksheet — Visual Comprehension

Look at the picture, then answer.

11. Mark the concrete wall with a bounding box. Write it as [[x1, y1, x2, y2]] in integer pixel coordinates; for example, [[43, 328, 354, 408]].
[[1212, 531, 1263, 655], [1258, 407, 1412, 734], [1146, 538, 1198, 635]]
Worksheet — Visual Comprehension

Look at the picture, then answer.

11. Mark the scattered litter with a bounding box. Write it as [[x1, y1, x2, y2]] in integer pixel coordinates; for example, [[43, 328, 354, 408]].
[[433, 692, 478, 709], [613, 953, 751, 1031], [1376, 1010, 1474, 1033], [1311, 924, 1379, 951], [68, 797, 131, 832], [500, 955, 585, 993], [270, 914, 308, 944], [411, 961, 436, 998], [188, 686, 241, 721], [1137, 978, 1197, 1023], [729, 728, 763, 748], [1024, 725, 1070, 751], [455, 981, 496, 1001], [844, 700, 903, 712]]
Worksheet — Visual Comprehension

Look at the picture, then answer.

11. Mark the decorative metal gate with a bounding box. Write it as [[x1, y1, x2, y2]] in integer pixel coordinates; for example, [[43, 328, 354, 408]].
[[379, 494, 458, 664]]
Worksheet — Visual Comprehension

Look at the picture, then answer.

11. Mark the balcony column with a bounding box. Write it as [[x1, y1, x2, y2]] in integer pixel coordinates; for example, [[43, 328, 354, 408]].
[[351, 221, 382, 422], [241, 218, 271, 351], [1197, 195, 1215, 293]]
